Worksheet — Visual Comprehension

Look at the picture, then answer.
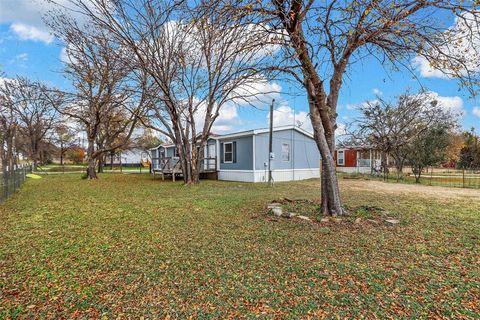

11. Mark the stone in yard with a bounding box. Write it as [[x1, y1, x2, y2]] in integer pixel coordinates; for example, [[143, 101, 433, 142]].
[[272, 207, 283, 217], [367, 219, 380, 225], [284, 212, 297, 218], [354, 217, 362, 224], [385, 219, 400, 225], [332, 217, 342, 223], [267, 203, 281, 209], [297, 215, 311, 222], [320, 217, 330, 223]]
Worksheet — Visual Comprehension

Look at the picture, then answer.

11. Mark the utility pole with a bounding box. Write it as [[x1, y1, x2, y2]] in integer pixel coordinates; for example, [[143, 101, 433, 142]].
[[268, 99, 275, 185]]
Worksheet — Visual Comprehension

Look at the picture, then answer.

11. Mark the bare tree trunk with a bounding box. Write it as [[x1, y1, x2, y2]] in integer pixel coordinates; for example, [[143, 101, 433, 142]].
[[309, 99, 343, 216], [305, 81, 343, 216], [320, 163, 329, 215], [60, 150, 64, 166], [97, 155, 104, 173], [86, 138, 97, 179]]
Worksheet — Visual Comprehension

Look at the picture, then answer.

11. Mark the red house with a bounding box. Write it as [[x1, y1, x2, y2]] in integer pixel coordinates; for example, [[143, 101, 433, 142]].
[[335, 146, 383, 174]]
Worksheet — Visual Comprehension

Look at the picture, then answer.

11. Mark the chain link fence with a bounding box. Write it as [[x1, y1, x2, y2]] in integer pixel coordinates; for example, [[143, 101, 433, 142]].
[[0, 166, 32, 203], [340, 167, 480, 189]]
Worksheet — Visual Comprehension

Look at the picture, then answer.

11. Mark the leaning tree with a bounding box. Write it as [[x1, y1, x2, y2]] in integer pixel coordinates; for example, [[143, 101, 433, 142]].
[[240, 0, 480, 215]]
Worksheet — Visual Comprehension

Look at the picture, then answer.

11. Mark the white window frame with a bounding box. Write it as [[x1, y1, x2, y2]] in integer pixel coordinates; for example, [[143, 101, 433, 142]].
[[223, 142, 233, 163], [337, 150, 345, 165], [281, 143, 290, 161]]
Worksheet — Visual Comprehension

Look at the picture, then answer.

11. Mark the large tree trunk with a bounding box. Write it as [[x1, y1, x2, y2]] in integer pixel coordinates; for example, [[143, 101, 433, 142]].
[[86, 138, 97, 179], [308, 97, 343, 216], [304, 78, 343, 216]]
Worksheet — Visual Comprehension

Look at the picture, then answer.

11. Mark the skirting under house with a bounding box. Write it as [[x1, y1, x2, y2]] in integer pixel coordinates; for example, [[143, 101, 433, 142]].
[[218, 168, 320, 183]]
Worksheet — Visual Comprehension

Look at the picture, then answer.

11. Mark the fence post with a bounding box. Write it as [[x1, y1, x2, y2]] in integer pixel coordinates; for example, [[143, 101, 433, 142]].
[[462, 168, 466, 188]]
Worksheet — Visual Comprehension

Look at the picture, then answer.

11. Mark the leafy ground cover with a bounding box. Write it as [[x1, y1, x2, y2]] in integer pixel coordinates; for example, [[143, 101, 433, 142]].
[[36, 164, 147, 173], [0, 174, 479, 318]]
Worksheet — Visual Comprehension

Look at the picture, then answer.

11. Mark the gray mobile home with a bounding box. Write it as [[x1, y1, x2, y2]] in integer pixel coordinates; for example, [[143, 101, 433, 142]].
[[150, 126, 321, 182]]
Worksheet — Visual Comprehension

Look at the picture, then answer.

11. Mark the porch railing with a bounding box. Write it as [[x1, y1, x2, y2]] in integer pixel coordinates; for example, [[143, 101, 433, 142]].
[[152, 157, 217, 172], [357, 159, 371, 167], [201, 157, 217, 172]]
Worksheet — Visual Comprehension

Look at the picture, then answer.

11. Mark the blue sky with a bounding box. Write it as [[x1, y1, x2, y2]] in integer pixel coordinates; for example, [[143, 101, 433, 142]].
[[1, 0, 479, 137]]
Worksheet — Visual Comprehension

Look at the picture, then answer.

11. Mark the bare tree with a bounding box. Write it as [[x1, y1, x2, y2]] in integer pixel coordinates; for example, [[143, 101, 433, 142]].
[[0, 79, 18, 175], [46, 14, 150, 179], [238, 0, 480, 215], [349, 92, 458, 181], [95, 107, 137, 173], [10, 78, 59, 170], [0, 77, 59, 171], [53, 122, 77, 166], [50, 0, 278, 184]]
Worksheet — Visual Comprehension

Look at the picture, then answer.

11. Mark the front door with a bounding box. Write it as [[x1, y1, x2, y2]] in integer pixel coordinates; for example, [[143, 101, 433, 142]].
[[206, 144, 216, 170]]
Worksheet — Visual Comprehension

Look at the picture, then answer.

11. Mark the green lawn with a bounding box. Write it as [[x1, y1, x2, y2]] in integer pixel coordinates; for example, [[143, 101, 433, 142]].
[[0, 174, 479, 318]]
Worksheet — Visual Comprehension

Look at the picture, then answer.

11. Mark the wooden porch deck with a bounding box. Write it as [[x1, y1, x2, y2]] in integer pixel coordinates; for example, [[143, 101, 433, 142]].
[[152, 157, 217, 181]]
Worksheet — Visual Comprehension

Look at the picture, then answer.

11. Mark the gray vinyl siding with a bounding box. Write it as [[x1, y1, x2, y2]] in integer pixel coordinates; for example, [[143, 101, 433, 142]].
[[254, 129, 320, 170], [165, 146, 176, 157], [292, 130, 321, 168], [219, 136, 253, 170]]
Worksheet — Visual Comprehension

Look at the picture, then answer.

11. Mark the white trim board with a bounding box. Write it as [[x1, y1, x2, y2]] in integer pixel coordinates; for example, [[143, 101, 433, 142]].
[[218, 168, 320, 183]]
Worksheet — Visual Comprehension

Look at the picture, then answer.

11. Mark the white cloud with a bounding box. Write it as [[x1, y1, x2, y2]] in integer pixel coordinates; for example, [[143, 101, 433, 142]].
[[336, 123, 346, 136], [268, 104, 312, 132], [212, 104, 242, 134], [191, 100, 242, 135], [372, 88, 383, 96], [8, 52, 29, 67], [412, 13, 480, 79], [0, 0, 91, 44], [60, 47, 69, 63], [473, 106, 480, 118], [230, 77, 282, 106], [10, 23, 54, 44], [347, 99, 379, 111], [267, 104, 346, 137], [15, 53, 28, 61], [423, 91, 464, 115], [411, 56, 450, 79]]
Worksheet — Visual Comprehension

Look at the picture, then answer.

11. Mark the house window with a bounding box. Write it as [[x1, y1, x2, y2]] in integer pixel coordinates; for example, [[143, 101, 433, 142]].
[[224, 142, 233, 163], [337, 150, 344, 165], [173, 148, 179, 157], [282, 144, 290, 161]]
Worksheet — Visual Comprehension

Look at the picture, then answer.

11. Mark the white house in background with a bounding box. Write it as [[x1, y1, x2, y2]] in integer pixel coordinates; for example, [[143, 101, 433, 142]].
[[105, 148, 149, 166], [150, 125, 322, 182]]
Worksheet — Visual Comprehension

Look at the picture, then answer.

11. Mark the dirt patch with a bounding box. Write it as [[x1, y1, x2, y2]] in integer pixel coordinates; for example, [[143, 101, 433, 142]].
[[341, 179, 480, 201]]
